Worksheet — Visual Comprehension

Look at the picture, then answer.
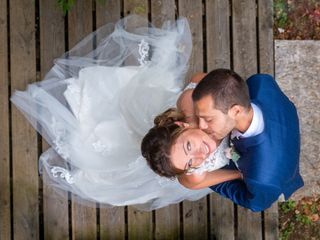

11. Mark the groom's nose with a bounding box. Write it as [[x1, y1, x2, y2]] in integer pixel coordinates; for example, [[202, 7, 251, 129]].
[[199, 118, 208, 130]]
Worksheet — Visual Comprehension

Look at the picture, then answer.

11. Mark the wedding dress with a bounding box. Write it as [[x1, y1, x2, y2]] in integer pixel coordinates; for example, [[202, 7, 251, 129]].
[[11, 15, 229, 210]]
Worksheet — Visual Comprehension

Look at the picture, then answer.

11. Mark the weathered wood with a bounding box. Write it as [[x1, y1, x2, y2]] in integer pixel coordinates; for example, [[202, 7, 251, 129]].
[[151, 0, 176, 28], [10, 0, 39, 239], [124, 0, 148, 17], [179, 1, 208, 239], [264, 203, 279, 240], [179, 0, 204, 82], [68, 1, 97, 239], [150, 2, 180, 239], [4, 1, 278, 239], [96, 0, 121, 28], [205, 2, 235, 239], [232, 0, 257, 80], [100, 206, 125, 240], [123, 2, 153, 239], [39, 1, 69, 239], [258, 0, 274, 75], [258, 2, 278, 238], [206, 0, 231, 69], [95, 2, 126, 239], [210, 196, 235, 240], [155, 206, 180, 240], [128, 207, 152, 240], [0, 0, 11, 239], [232, 1, 262, 239]]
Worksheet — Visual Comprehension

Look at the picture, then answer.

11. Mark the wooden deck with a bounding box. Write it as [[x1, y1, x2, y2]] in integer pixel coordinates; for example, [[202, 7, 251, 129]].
[[0, 0, 278, 239]]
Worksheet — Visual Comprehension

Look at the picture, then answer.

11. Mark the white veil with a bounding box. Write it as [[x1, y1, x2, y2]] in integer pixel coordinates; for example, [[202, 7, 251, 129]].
[[11, 15, 212, 210]]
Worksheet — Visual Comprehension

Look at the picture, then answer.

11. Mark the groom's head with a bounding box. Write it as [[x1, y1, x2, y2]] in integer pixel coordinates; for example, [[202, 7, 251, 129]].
[[192, 69, 250, 140]]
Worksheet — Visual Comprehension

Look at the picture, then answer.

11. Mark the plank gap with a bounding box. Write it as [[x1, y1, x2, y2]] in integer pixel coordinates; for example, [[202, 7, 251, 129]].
[[202, 0, 207, 72], [233, 203, 238, 240], [229, 0, 234, 70], [6, 0, 13, 238], [256, 0, 261, 73]]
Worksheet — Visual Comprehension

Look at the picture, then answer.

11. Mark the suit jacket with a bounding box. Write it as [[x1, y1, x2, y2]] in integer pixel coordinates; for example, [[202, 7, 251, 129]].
[[210, 74, 304, 212]]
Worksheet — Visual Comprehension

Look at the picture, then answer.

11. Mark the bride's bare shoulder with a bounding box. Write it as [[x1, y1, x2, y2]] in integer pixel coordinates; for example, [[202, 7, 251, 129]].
[[177, 172, 207, 189]]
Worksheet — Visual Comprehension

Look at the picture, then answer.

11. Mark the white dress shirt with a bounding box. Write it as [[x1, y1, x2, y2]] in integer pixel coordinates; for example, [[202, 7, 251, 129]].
[[231, 103, 264, 139]]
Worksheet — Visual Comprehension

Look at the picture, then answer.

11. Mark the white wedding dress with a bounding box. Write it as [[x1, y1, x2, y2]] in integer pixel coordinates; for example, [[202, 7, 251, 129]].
[[11, 15, 229, 210]]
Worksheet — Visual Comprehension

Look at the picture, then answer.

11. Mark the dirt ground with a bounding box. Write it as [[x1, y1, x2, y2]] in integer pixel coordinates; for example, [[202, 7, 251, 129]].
[[278, 196, 320, 240], [274, 0, 320, 40], [274, 1, 320, 239]]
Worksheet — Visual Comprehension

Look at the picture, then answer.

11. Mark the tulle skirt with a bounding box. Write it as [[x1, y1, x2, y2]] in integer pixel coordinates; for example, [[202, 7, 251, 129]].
[[11, 15, 212, 210]]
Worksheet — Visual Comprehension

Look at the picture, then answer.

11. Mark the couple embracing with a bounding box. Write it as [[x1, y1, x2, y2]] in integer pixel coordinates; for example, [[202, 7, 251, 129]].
[[11, 15, 303, 211], [142, 68, 304, 212]]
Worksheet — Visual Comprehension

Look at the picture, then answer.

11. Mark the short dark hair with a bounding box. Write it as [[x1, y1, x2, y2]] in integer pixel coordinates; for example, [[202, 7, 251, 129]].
[[192, 69, 250, 113]]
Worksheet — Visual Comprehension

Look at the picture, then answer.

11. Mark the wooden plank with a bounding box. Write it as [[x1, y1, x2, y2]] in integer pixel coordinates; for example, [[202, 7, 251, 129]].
[[128, 207, 152, 240], [124, 0, 148, 17], [178, 1, 208, 239], [206, 0, 231, 69], [10, 0, 39, 239], [155, 207, 180, 240], [205, 1, 235, 239], [258, 0, 274, 75], [123, 1, 152, 239], [151, 0, 176, 28], [264, 203, 279, 240], [39, 1, 69, 239], [179, 0, 204, 81], [0, 0, 11, 239], [210, 195, 235, 240], [232, 0, 257, 79], [100, 206, 125, 240], [258, 1, 278, 239], [68, 1, 97, 239], [96, 0, 121, 28], [95, 2, 126, 239], [232, 1, 262, 239], [150, 2, 180, 239]]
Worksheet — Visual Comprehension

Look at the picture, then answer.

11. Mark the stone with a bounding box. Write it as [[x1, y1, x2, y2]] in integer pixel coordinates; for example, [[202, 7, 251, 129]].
[[275, 40, 320, 200]]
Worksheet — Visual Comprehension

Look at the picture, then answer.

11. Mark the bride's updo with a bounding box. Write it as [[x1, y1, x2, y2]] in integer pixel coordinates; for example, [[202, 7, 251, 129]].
[[154, 108, 185, 127], [141, 108, 186, 178]]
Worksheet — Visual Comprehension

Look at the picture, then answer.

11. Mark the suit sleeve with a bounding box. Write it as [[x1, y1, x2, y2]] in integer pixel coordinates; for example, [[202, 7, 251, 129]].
[[210, 178, 282, 212]]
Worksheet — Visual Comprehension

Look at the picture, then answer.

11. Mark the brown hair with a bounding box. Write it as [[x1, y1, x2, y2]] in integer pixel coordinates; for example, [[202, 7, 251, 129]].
[[192, 69, 250, 113], [141, 108, 186, 178]]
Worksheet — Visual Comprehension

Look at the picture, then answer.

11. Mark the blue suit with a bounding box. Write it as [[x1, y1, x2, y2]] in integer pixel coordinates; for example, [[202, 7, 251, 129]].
[[210, 74, 304, 212]]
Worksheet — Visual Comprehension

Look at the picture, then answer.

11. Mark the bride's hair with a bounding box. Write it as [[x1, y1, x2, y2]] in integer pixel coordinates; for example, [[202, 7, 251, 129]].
[[141, 108, 186, 178], [154, 108, 185, 127]]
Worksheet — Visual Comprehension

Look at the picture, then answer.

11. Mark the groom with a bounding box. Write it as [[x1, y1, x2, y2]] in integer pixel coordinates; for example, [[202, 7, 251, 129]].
[[191, 69, 304, 212]]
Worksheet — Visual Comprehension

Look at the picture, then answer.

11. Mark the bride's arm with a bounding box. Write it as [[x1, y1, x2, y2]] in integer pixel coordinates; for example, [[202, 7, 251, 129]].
[[178, 169, 242, 190], [177, 72, 207, 124]]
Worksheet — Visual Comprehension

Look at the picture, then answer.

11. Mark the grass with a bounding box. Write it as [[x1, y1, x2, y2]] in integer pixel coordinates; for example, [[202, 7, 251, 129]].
[[279, 196, 320, 240], [274, 0, 320, 40]]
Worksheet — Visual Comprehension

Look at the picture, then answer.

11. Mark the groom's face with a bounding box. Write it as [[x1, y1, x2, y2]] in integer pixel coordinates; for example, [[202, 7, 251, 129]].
[[194, 94, 236, 141]]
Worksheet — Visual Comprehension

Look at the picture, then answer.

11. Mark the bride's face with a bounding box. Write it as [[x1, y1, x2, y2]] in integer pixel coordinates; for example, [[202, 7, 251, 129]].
[[170, 128, 217, 171]]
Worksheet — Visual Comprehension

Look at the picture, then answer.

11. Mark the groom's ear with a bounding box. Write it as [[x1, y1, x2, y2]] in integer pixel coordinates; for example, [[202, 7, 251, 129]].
[[228, 104, 242, 118], [174, 121, 190, 128]]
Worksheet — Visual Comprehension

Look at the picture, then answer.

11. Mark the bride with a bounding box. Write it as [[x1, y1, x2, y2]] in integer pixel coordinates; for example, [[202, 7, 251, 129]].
[[11, 15, 236, 210]]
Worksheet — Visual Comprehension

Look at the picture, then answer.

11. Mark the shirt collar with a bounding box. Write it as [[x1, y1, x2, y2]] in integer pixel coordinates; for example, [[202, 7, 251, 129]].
[[231, 103, 264, 139]]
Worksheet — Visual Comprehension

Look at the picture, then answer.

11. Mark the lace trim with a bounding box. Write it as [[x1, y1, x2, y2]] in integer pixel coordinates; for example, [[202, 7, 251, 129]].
[[51, 117, 70, 160], [51, 166, 75, 184], [138, 39, 149, 66]]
